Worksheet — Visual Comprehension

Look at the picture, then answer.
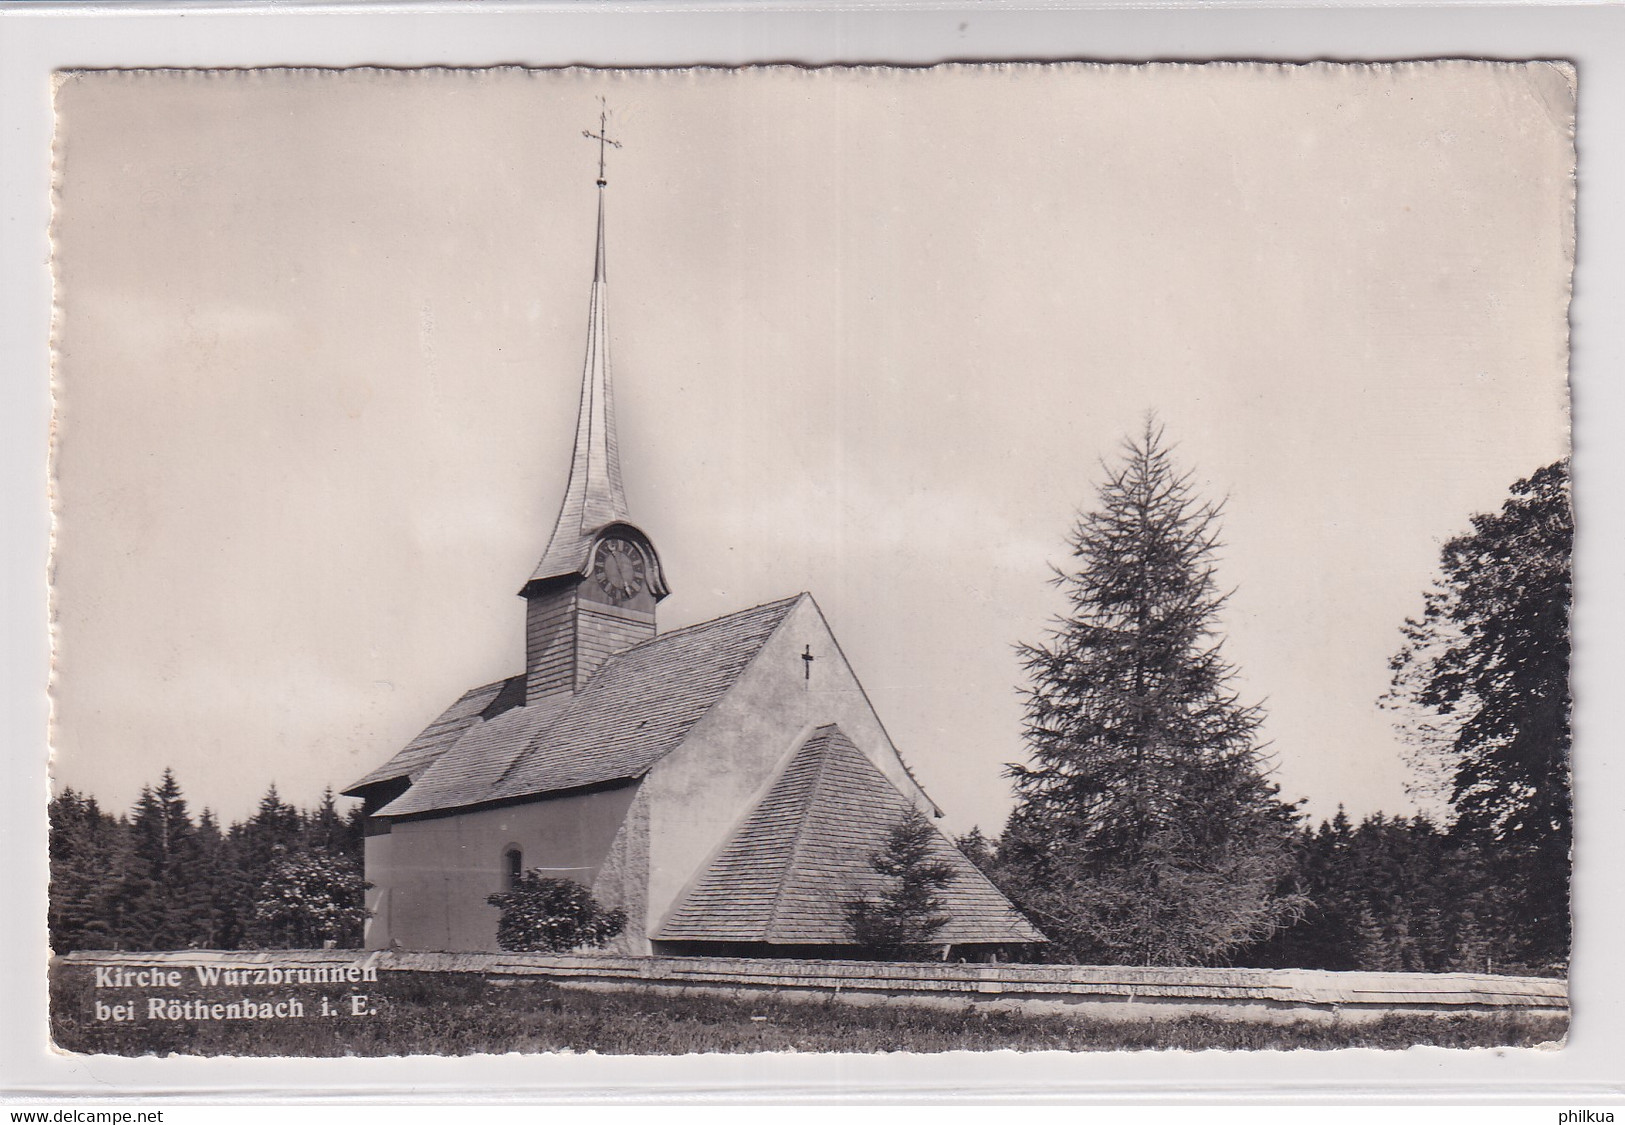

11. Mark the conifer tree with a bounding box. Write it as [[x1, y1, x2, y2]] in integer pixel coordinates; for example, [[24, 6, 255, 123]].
[[846, 808, 959, 960], [224, 784, 306, 948], [48, 789, 127, 952], [343, 803, 368, 862], [953, 826, 999, 879], [118, 770, 208, 949], [999, 420, 1304, 966], [192, 808, 231, 948], [304, 787, 359, 859]]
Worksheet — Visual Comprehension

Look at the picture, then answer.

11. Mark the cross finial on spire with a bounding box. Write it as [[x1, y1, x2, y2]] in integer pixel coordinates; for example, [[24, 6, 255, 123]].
[[582, 98, 621, 187], [527, 100, 629, 589]]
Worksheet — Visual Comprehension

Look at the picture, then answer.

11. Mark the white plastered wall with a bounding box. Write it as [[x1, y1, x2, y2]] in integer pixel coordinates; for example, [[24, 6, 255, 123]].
[[638, 592, 935, 937]]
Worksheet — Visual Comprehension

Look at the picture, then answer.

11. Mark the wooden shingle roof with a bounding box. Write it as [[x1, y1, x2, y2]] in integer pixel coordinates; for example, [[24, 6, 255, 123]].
[[350, 595, 803, 818], [658, 725, 1046, 946], [344, 675, 526, 794]]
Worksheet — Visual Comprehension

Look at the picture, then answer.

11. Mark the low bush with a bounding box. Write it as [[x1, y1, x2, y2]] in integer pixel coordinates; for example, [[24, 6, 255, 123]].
[[485, 875, 626, 953]]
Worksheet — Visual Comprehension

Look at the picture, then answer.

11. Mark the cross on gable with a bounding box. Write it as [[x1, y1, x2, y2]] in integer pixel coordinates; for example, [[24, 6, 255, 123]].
[[581, 99, 622, 187], [801, 645, 815, 681]]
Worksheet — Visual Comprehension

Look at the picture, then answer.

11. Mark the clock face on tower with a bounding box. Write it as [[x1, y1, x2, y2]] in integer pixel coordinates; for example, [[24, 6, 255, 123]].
[[593, 536, 647, 604]]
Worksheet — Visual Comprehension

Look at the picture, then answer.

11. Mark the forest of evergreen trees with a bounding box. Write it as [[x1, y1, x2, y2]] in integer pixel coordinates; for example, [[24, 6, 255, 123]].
[[48, 443, 1569, 977], [1240, 810, 1533, 975], [50, 768, 1558, 975], [48, 770, 367, 954], [956, 808, 1555, 976]]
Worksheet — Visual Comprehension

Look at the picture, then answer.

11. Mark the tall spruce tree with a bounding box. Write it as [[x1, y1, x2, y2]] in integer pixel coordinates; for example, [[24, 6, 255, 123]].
[[305, 787, 350, 855], [48, 789, 128, 952], [1384, 459, 1572, 968], [224, 784, 307, 948], [192, 808, 231, 948], [118, 770, 210, 949], [1000, 421, 1304, 966]]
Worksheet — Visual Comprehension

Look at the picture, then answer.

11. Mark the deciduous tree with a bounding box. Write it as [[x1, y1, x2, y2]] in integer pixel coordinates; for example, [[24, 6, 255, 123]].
[[248, 847, 369, 949], [1384, 459, 1572, 966]]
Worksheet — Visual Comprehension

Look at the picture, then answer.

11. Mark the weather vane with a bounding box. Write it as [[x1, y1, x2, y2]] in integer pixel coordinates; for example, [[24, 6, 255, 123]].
[[582, 98, 621, 187]]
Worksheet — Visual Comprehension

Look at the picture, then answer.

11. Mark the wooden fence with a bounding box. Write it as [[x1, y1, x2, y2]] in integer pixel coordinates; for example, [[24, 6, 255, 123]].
[[59, 948, 1568, 1026]]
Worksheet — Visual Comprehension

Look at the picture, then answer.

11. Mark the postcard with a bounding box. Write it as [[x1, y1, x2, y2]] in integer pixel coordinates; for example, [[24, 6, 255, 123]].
[[46, 61, 1573, 1059]]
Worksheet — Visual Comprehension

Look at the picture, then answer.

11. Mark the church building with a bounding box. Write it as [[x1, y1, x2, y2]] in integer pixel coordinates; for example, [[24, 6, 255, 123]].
[[344, 128, 1043, 958]]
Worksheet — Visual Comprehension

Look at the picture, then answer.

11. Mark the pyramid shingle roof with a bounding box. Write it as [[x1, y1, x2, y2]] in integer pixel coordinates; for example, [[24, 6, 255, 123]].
[[347, 595, 803, 817], [658, 725, 1046, 946]]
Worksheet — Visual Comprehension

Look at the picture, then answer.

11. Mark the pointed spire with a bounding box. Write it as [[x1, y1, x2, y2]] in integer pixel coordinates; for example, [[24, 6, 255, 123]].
[[527, 108, 631, 588]]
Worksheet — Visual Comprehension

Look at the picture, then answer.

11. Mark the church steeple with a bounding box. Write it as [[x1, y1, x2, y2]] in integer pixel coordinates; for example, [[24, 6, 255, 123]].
[[527, 165, 629, 584], [521, 107, 668, 706]]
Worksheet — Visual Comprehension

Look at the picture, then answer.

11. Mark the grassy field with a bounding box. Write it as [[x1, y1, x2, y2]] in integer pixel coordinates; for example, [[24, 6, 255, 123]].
[[51, 967, 1562, 1056]]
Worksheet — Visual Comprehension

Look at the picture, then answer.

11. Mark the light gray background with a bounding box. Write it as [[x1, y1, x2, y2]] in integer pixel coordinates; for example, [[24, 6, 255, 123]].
[[5, 0, 1623, 1103]]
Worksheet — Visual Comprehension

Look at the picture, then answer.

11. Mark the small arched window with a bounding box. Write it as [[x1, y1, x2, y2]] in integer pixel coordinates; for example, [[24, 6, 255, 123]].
[[502, 846, 523, 891]]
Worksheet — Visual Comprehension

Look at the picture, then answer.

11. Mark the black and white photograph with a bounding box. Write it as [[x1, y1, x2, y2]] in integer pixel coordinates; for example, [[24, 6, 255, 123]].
[[44, 61, 1574, 1059]]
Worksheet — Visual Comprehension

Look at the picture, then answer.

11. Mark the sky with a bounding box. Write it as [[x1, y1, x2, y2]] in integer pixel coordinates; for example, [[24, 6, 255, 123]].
[[48, 63, 1573, 835]]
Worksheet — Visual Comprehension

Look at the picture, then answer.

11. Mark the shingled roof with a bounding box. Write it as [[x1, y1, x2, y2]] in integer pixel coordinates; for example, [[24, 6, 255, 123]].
[[658, 725, 1046, 947], [351, 595, 804, 818], [345, 675, 527, 794]]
